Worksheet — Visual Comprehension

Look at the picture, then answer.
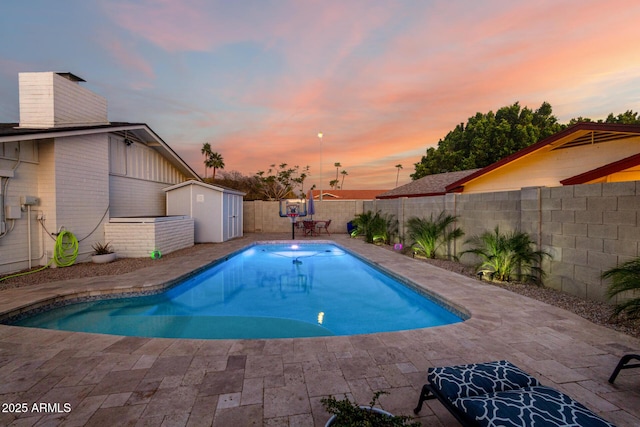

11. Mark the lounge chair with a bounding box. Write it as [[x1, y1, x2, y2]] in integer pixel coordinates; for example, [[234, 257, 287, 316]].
[[609, 354, 640, 384], [414, 360, 615, 427]]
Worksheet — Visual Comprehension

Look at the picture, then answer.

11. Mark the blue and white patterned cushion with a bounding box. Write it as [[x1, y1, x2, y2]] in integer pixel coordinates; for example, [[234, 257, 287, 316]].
[[427, 360, 540, 401], [452, 386, 616, 427]]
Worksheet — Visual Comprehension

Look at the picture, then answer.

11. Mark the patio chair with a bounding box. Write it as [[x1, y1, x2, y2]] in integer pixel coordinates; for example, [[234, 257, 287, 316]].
[[414, 360, 615, 427], [315, 219, 331, 235], [303, 220, 316, 237], [608, 354, 640, 384]]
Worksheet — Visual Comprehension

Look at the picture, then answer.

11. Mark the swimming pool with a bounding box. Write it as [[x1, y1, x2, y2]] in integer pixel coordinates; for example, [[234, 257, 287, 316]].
[[12, 243, 464, 339]]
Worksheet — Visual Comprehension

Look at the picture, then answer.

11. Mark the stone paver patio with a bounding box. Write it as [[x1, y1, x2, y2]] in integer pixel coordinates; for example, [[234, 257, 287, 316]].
[[0, 233, 638, 426]]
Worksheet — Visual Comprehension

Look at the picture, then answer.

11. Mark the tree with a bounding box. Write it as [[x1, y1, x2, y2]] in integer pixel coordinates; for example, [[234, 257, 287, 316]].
[[340, 170, 348, 189], [411, 102, 563, 179], [334, 162, 341, 183], [395, 164, 403, 187], [207, 152, 225, 181], [200, 142, 212, 178], [329, 179, 340, 190], [254, 163, 309, 200]]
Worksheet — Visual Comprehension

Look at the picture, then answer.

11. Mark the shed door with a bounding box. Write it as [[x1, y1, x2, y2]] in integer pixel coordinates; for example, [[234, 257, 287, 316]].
[[224, 194, 242, 240]]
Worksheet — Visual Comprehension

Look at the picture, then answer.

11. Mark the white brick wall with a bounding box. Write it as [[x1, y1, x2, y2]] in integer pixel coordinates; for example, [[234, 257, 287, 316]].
[[19, 72, 108, 128], [104, 218, 194, 258]]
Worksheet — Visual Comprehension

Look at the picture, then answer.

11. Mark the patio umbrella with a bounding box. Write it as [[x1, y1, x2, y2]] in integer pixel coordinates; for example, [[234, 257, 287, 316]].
[[307, 189, 315, 220]]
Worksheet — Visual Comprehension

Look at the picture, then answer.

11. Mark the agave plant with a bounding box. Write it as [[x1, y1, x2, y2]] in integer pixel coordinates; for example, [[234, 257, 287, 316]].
[[602, 258, 640, 319], [407, 212, 463, 259], [463, 226, 550, 284]]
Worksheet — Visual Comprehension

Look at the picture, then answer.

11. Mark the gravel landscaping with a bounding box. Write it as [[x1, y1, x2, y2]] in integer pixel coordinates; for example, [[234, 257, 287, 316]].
[[1, 242, 638, 340]]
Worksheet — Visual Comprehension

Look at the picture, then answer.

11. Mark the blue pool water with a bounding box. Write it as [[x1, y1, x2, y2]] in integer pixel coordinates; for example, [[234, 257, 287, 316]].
[[13, 243, 464, 339]]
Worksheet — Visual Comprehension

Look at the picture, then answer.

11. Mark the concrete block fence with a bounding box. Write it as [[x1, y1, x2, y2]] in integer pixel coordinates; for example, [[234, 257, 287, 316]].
[[244, 181, 640, 303]]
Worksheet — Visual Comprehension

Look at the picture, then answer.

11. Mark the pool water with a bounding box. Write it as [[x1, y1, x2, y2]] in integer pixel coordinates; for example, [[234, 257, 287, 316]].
[[13, 243, 464, 339]]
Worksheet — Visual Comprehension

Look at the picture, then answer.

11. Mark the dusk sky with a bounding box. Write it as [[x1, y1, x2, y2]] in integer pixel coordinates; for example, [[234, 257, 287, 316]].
[[1, 1, 639, 190]]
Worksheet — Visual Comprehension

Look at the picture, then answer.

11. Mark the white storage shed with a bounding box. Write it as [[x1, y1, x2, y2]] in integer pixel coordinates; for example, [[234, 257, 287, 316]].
[[164, 180, 245, 243]]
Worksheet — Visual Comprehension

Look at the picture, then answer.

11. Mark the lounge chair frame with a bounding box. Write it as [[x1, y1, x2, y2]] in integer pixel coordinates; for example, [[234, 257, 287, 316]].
[[414, 383, 476, 426], [608, 353, 640, 384]]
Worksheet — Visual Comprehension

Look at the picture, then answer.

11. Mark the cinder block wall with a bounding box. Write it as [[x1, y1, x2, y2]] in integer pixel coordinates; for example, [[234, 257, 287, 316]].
[[243, 200, 366, 235], [245, 181, 640, 302]]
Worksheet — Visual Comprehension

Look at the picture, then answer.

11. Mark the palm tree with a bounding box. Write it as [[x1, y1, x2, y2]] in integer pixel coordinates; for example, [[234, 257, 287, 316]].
[[329, 179, 340, 190], [208, 152, 225, 181], [602, 258, 640, 318], [201, 142, 212, 178], [463, 226, 551, 284], [340, 170, 348, 189], [407, 212, 463, 259], [334, 162, 341, 182], [395, 164, 403, 187]]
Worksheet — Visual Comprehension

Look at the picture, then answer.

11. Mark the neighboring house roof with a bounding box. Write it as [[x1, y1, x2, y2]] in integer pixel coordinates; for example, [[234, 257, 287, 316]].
[[560, 153, 640, 185], [445, 122, 640, 193], [0, 122, 200, 180], [163, 179, 245, 196], [376, 169, 481, 199], [309, 189, 388, 200]]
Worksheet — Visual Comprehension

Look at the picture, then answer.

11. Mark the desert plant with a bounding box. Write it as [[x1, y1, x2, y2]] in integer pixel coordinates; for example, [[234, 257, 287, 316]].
[[351, 211, 397, 244], [407, 211, 463, 259], [602, 258, 640, 319], [463, 226, 550, 284], [91, 241, 114, 255], [321, 391, 420, 427]]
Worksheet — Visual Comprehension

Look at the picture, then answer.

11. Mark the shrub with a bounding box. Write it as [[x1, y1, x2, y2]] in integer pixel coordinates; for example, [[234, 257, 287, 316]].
[[463, 226, 550, 284], [351, 211, 397, 245], [602, 258, 640, 319], [406, 212, 463, 259]]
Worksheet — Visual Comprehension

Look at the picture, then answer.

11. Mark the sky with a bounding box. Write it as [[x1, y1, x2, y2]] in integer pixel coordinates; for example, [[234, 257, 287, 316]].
[[1, 1, 640, 190]]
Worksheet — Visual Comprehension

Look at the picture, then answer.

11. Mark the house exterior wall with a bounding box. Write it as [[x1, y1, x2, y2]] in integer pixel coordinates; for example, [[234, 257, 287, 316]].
[[109, 176, 167, 217], [0, 156, 41, 274], [462, 138, 640, 193], [109, 137, 188, 218], [49, 135, 111, 263]]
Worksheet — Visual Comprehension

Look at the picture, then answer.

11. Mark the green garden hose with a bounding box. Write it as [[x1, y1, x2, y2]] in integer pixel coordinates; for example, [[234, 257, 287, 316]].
[[54, 230, 79, 267], [0, 230, 78, 282]]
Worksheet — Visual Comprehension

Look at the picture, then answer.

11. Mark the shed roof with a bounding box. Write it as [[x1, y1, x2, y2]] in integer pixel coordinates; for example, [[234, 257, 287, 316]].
[[163, 179, 245, 196]]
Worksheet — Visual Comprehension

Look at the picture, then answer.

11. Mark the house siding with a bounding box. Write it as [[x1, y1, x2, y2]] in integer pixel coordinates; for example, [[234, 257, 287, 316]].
[[50, 135, 110, 262]]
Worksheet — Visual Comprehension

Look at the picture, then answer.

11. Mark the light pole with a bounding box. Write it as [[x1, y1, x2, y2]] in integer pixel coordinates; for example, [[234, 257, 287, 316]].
[[317, 132, 323, 201]]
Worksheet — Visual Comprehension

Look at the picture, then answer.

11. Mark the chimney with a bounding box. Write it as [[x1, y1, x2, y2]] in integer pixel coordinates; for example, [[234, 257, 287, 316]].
[[18, 72, 109, 128]]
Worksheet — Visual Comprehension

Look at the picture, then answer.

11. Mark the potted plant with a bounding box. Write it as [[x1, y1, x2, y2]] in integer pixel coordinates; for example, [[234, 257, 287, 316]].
[[91, 242, 116, 264], [322, 391, 420, 427]]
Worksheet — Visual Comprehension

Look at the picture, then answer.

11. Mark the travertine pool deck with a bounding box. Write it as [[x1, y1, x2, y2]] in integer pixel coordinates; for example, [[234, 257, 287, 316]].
[[0, 233, 638, 426]]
